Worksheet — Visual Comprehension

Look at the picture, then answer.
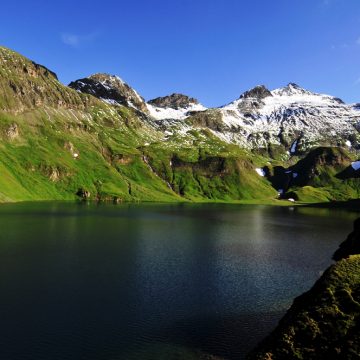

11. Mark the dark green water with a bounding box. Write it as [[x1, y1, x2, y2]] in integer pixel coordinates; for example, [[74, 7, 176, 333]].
[[0, 202, 358, 360]]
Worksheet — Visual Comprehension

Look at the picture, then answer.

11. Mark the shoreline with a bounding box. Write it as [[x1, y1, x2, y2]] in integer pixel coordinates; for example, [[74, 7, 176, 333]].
[[248, 218, 360, 359], [1, 197, 359, 208]]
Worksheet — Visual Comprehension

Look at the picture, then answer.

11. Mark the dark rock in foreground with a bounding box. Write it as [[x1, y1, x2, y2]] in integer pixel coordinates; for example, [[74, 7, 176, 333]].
[[248, 219, 360, 360], [333, 218, 360, 261]]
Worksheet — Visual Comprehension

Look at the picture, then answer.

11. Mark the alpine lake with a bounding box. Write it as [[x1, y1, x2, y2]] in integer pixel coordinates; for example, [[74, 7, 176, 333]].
[[0, 202, 358, 359]]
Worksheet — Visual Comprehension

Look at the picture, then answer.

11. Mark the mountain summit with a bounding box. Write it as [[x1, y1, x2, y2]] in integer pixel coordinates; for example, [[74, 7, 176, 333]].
[[148, 93, 200, 109], [239, 85, 272, 100], [69, 73, 149, 114]]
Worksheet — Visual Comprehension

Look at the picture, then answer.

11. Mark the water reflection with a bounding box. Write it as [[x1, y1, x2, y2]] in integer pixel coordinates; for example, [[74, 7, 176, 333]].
[[0, 202, 358, 359]]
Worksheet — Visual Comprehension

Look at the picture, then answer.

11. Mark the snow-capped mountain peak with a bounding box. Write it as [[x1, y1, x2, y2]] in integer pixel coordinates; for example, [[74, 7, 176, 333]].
[[239, 85, 273, 100], [272, 83, 312, 97], [69, 73, 149, 113], [69, 73, 360, 153], [195, 83, 360, 151], [147, 93, 207, 120]]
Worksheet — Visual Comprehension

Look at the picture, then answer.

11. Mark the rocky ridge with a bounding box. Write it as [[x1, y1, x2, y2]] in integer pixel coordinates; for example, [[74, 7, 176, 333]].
[[148, 93, 200, 109], [70, 71, 360, 155], [202, 83, 360, 152], [69, 73, 149, 114]]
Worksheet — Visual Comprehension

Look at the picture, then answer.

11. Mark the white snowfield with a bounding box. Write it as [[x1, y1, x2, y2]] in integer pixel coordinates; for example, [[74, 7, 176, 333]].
[[147, 103, 207, 120], [255, 168, 266, 177]]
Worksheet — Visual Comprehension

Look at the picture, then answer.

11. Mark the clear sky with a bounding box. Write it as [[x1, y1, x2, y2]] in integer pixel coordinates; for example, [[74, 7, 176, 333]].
[[1, 0, 360, 107]]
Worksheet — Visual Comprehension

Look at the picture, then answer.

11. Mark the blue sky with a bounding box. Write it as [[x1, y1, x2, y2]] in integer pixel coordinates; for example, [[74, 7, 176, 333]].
[[1, 0, 360, 106]]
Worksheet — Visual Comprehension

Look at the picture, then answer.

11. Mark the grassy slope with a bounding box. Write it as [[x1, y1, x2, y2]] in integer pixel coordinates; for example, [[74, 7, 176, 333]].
[[0, 106, 281, 203]]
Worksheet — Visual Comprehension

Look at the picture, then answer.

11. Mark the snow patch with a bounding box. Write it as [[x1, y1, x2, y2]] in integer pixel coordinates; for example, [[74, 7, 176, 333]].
[[351, 161, 360, 171], [147, 103, 207, 120], [290, 140, 298, 154], [255, 168, 266, 177], [100, 98, 119, 106]]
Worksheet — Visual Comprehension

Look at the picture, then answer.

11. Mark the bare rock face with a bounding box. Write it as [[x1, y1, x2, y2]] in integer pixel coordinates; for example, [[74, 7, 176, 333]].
[[239, 85, 272, 100], [148, 93, 199, 110], [5, 123, 19, 139], [49, 168, 60, 182], [69, 73, 149, 114]]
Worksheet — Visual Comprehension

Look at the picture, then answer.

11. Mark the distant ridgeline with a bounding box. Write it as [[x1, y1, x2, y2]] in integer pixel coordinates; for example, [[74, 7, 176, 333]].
[[0, 46, 359, 202], [248, 218, 360, 359]]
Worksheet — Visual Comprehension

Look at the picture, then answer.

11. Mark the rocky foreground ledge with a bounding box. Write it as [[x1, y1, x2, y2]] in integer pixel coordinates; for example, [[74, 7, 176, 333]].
[[248, 219, 360, 360]]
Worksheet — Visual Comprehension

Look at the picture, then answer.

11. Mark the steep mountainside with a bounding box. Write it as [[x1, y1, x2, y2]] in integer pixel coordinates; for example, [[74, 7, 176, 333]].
[[248, 219, 360, 360], [263, 147, 360, 202], [0, 47, 95, 112]]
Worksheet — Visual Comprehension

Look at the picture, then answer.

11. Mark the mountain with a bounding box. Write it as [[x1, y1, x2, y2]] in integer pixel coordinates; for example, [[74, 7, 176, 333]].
[[71, 73, 360, 157], [0, 45, 359, 203], [248, 218, 360, 359], [69, 73, 149, 114], [147, 93, 207, 120], [187, 83, 360, 154]]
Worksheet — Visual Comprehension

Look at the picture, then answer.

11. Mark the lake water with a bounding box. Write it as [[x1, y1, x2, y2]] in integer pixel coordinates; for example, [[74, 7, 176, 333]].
[[0, 202, 358, 360]]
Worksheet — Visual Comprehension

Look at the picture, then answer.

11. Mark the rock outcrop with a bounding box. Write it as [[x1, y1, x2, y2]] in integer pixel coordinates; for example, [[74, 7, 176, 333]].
[[148, 93, 200, 109], [239, 85, 273, 100]]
